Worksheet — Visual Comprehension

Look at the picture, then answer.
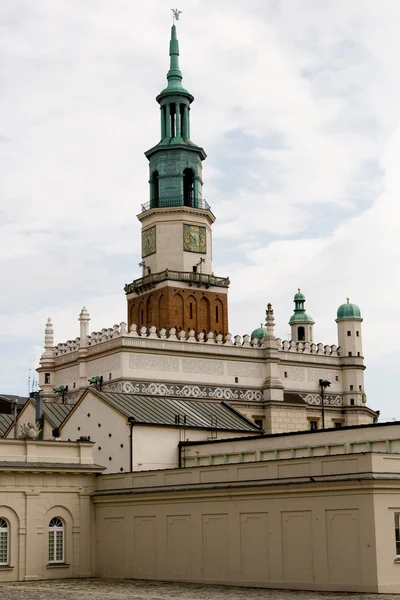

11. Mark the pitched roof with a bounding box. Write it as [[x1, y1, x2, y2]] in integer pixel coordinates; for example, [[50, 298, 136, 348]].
[[0, 394, 28, 406], [0, 414, 13, 437], [61, 389, 261, 433], [29, 398, 74, 428]]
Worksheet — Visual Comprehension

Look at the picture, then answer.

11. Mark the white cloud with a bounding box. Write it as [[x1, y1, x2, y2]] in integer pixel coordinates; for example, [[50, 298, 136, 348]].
[[0, 0, 399, 418]]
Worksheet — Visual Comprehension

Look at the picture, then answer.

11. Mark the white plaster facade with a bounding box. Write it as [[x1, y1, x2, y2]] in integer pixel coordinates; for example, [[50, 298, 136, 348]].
[[37, 303, 376, 434]]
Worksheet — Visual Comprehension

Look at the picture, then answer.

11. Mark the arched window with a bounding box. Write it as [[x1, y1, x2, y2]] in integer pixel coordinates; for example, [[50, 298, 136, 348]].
[[298, 326, 305, 341], [151, 171, 159, 208], [0, 519, 9, 566], [183, 168, 194, 207], [49, 517, 64, 564]]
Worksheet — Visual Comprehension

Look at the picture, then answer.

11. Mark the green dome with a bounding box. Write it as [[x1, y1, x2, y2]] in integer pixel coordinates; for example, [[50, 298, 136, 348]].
[[294, 290, 306, 302], [289, 312, 314, 324], [251, 324, 267, 340], [337, 299, 362, 320]]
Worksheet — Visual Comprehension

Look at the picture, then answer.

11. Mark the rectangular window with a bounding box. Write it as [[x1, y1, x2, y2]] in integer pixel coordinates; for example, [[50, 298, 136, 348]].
[[254, 419, 264, 429], [0, 520, 8, 566], [347, 331, 351, 336], [45, 373, 51, 384], [356, 331, 359, 337], [49, 530, 64, 563], [190, 302, 193, 319], [334, 421, 343, 428], [395, 514, 400, 557], [309, 420, 318, 431]]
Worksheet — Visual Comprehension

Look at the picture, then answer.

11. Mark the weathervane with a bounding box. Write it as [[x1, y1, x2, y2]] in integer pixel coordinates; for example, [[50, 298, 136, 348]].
[[171, 8, 182, 22]]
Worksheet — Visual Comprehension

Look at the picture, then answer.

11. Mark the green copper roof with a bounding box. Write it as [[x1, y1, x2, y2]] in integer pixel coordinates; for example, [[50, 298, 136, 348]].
[[337, 298, 362, 320], [294, 290, 305, 301], [289, 289, 315, 325], [251, 324, 267, 340], [157, 24, 192, 100]]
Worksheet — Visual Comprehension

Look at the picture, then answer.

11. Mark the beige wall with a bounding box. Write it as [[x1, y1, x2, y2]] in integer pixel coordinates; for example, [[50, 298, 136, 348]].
[[181, 422, 400, 468], [132, 425, 258, 471], [94, 452, 400, 592], [0, 439, 99, 582]]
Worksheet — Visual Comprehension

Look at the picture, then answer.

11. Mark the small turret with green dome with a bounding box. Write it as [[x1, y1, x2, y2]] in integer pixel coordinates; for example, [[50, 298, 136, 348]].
[[251, 323, 267, 341], [289, 289, 315, 342], [337, 298, 362, 320]]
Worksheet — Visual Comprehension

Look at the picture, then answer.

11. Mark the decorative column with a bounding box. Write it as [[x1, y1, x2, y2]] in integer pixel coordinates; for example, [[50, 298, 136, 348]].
[[24, 492, 40, 581], [160, 105, 166, 139], [175, 102, 181, 138], [38, 318, 56, 403], [262, 302, 284, 413], [183, 105, 189, 139], [187, 106, 190, 139], [266, 303, 275, 336], [165, 103, 171, 138], [78, 306, 90, 390]]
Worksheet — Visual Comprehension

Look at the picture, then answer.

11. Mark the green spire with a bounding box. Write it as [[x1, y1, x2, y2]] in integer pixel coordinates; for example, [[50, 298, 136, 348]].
[[167, 25, 182, 90], [158, 24, 191, 99]]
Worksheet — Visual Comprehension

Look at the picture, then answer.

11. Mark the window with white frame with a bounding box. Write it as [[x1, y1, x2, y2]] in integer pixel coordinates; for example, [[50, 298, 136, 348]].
[[395, 514, 400, 557], [0, 519, 9, 566], [48, 517, 64, 563]]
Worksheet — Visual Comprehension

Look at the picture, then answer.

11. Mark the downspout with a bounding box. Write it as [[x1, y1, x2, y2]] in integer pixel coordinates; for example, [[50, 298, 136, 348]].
[[128, 418, 135, 472], [178, 441, 182, 469]]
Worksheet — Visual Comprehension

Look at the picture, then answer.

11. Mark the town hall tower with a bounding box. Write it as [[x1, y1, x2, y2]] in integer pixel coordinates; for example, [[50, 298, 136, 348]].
[[125, 24, 230, 335]]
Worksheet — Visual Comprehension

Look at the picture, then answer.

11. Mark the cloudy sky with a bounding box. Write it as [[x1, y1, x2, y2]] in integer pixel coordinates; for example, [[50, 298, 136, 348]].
[[0, 0, 398, 419]]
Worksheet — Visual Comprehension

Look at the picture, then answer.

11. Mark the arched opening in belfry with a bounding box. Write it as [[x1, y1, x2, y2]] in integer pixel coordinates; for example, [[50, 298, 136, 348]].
[[183, 168, 194, 206], [151, 171, 159, 208], [170, 104, 176, 138], [180, 104, 185, 138], [298, 326, 305, 341]]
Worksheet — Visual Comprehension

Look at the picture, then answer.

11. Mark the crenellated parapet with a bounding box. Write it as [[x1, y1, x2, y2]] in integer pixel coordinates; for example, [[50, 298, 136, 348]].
[[276, 339, 339, 356], [52, 323, 268, 355]]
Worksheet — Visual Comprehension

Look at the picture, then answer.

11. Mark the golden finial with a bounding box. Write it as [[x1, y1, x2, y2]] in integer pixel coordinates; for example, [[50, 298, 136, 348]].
[[346, 297, 350, 302], [298, 287, 301, 292]]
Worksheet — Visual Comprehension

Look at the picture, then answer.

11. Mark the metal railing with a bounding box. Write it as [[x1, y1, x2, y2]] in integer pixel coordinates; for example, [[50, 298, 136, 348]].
[[125, 269, 230, 294], [141, 196, 211, 213]]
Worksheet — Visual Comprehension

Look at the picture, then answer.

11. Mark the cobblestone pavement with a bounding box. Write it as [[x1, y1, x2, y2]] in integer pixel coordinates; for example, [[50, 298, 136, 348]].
[[0, 579, 400, 600]]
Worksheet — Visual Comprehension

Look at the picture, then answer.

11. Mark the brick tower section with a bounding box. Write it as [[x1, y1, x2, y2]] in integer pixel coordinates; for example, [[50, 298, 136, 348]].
[[127, 286, 229, 336]]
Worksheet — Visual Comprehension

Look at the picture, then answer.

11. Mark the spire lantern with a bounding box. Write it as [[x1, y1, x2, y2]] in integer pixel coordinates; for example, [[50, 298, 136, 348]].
[[289, 289, 315, 342]]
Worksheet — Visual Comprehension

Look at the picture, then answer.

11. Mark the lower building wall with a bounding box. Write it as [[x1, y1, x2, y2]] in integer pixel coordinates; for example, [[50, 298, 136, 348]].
[[93, 469, 380, 592], [0, 471, 96, 582]]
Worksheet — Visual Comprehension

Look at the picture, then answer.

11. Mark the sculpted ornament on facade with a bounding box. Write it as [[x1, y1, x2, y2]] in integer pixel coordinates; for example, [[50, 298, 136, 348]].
[[182, 357, 224, 375], [301, 393, 343, 406], [307, 368, 339, 383], [278, 366, 305, 382], [102, 380, 264, 402], [129, 354, 180, 373]]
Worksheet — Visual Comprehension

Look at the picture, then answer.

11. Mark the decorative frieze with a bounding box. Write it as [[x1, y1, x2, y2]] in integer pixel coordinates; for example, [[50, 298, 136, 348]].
[[307, 368, 340, 383], [87, 355, 121, 378], [301, 393, 343, 406], [278, 366, 305, 382], [182, 357, 224, 376], [129, 354, 179, 373], [227, 362, 264, 378], [102, 380, 264, 402]]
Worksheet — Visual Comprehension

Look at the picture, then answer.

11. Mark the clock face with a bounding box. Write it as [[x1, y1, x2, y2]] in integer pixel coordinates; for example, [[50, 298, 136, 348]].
[[183, 224, 206, 254], [142, 226, 156, 257]]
